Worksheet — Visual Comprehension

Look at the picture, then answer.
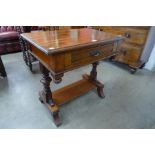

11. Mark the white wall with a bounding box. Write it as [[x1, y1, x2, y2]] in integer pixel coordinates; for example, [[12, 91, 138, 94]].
[[145, 44, 155, 71], [141, 27, 155, 63]]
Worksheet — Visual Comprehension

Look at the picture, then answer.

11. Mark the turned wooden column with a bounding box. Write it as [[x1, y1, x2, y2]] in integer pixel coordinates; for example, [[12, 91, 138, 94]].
[[39, 63, 61, 126], [27, 51, 32, 71], [39, 63, 54, 106], [90, 62, 98, 81], [19, 37, 28, 66], [0, 56, 7, 78], [89, 62, 105, 98]]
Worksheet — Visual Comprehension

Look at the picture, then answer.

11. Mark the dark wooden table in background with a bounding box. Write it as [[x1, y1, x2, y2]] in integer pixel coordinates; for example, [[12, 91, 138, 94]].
[[0, 56, 7, 78], [21, 28, 123, 126]]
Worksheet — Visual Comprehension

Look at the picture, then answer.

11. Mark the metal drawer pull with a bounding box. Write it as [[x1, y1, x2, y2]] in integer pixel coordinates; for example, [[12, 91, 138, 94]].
[[89, 50, 101, 56]]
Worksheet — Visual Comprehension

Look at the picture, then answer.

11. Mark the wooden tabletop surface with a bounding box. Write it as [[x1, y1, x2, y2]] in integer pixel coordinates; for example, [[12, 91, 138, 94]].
[[21, 28, 123, 55]]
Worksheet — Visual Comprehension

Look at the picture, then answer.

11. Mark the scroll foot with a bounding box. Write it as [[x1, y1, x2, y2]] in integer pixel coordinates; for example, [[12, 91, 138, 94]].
[[52, 111, 62, 127], [97, 87, 105, 98]]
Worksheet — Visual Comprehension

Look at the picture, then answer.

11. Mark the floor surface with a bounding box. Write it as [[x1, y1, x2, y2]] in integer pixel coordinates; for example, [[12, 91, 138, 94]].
[[0, 53, 155, 129]]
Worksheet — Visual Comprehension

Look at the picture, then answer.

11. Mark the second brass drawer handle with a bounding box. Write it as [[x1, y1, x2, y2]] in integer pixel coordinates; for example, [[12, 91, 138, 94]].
[[89, 50, 101, 57]]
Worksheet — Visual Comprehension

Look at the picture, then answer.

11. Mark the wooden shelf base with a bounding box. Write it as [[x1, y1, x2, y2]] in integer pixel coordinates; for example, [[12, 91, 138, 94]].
[[39, 73, 104, 126], [53, 76, 96, 106]]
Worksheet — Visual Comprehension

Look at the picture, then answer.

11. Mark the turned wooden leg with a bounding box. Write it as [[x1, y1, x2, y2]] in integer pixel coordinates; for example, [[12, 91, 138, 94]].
[[90, 62, 98, 80], [23, 50, 28, 66], [90, 62, 105, 98], [22, 40, 34, 72], [19, 37, 28, 66], [27, 52, 33, 72], [0, 56, 7, 78], [39, 63, 61, 126], [23, 41, 29, 66], [39, 63, 54, 105]]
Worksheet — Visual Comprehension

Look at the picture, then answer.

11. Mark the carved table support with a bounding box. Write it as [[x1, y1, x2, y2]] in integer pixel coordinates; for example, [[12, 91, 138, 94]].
[[39, 63, 53, 105], [89, 62, 105, 98], [20, 38, 38, 72], [27, 50, 33, 72], [19, 36, 28, 66], [90, 62, 98, 80], [39, 63, 61, 126]]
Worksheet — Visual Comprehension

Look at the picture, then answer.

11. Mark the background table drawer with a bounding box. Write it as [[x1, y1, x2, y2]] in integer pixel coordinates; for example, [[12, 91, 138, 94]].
[[102, 27, 148, 46], [115, 43, 142, 63]]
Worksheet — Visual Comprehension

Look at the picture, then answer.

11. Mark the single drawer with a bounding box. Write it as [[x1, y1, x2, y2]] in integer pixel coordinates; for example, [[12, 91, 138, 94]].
[[102, 27, 149, 45], [65, 43, 115, 69], [72, 44, 114, 62]]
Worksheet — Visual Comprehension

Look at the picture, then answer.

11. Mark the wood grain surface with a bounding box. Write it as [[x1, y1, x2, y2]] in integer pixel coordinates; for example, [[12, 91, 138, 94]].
[[21, 28, 123, 55]]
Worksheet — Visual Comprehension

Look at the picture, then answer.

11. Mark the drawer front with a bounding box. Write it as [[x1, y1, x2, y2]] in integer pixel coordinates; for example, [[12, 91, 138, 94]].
[[65, 43, 115, 69], [115, 43, 142, 64], [101, 27, 149, 45], [72, 44, 114, 62]]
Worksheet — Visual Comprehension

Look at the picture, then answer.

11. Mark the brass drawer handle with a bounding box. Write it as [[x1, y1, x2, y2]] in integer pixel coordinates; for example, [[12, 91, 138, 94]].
[[89, 50, 101, 57], [124, 32, 131, 38]]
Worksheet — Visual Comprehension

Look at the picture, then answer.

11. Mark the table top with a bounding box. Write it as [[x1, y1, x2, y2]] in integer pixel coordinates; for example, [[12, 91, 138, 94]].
[[21, 28, 123, 55]]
